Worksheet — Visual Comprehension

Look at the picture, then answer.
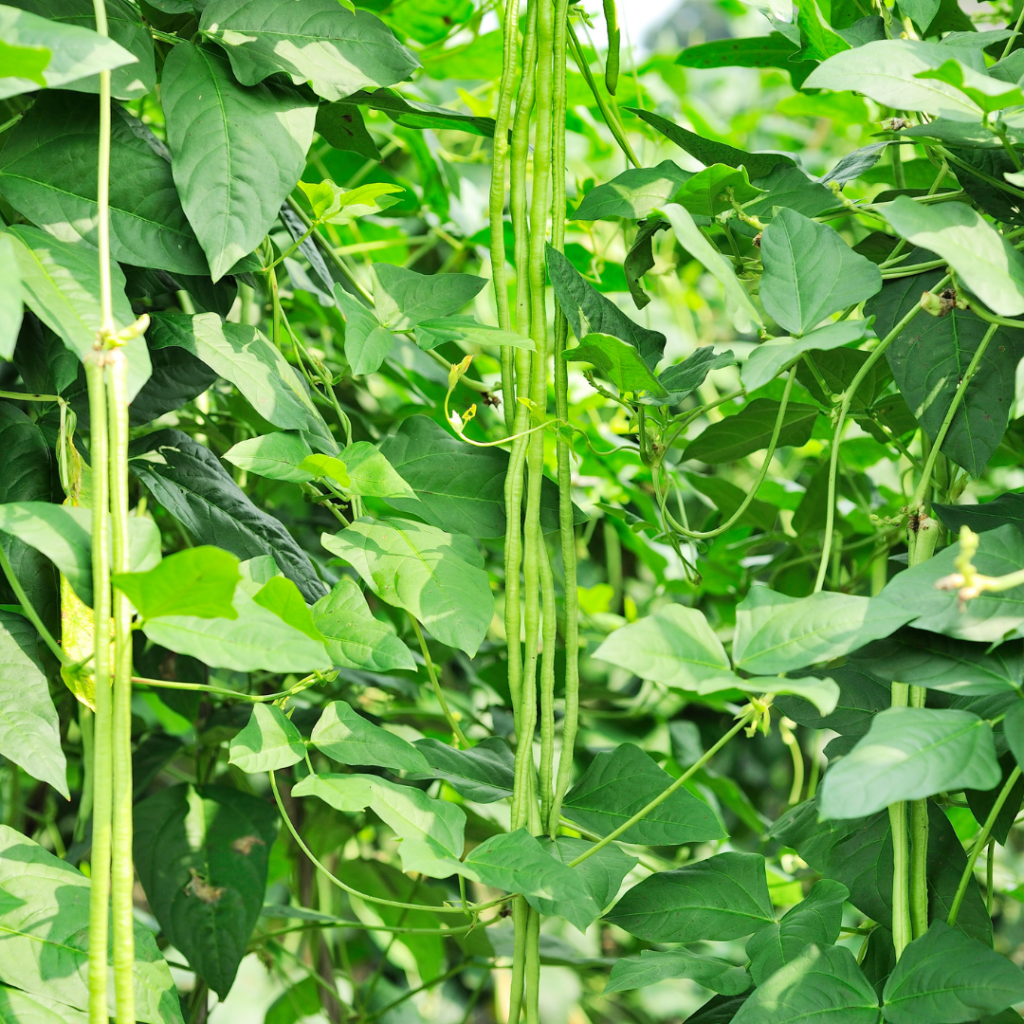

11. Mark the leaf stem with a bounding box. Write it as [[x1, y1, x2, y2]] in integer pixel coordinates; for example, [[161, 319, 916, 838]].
[[0, 543, 68, 665], [409, 616, 469, 748]]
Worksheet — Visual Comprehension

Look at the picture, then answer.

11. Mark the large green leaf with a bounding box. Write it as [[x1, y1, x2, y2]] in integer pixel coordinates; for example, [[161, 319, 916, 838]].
[[818, 708, 1000, 819], [293, 772, 465, 877], [130, 429, 327, 603], [746, 879, 849, 986], [546, 244, 666, 368], [935, 491, 1024, 538], [5, 225, 151, 400], [804, 39, 982, 120], [374, 265, 486, 329], [134, 784, 277, 1000], [149, 312, 331, 443], [672, 164, 763, 218], [228, 703, 306, 773], [113, 546, 240, 622], [880, 524, 1024, 642], [654, 347, 736, 404], [161, 42, 316, 281], [852, 629, 1022, 696], [413, 736, 515, 802], [0, 237, 22, 359], [311, 700, 429, 772], [660, 204, 762, 330], [866, 266, 1019, 476], [743, 321, 873, 392], [0, 93, 206, 276], [0, 611, 66, 797], [222, 431, 317, 484], [564, 742, 725, 845], [0, 825, 183, 1022], [884, 196, 1024, 316], [143, 586, 330, 673], [760, 209, 881, 335], [199, 0, 417, 101], [605, 852, 775, 942], [593, 604, 730, 689], [565, 332, 668, 399], [322, 516, 493, 656], [732, 588, 914, 675], [882, 921, 1024, 1023], [0, 1, 139, 100], [130, 345, 218, 427], [731, 945, 880, 1024], [683, 399, 818, 464], [625, 107, 796, 179], [605, 949, 751, 996], [311, 576, 415, 672], [333, 287, 396, 374], [573, 161, 692, 221]]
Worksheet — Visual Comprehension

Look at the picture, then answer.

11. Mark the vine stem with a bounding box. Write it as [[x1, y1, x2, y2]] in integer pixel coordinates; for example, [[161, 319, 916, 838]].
[[409, 616, 469, 748], [949, 766, 1022, 927], [567, 707, 757, 867], [813, 274, 950, 592], [0, 543, 68, 665]]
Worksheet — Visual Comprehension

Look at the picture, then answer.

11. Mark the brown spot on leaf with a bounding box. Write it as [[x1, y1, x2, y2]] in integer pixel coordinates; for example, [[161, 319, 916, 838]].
[[232, 834, 267, 856], [185, 868, 226, 904]]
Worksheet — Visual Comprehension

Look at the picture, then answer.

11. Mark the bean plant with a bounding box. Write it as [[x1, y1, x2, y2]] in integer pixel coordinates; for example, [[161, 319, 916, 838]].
[[7, 0, 1024, 1021]]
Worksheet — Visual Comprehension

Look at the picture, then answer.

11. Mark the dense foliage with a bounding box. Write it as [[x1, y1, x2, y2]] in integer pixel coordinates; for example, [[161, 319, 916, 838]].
[[11, 0, 1024, 1021]]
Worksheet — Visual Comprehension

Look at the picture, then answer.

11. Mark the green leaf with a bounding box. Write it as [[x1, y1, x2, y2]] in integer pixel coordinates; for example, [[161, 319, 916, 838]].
[[322, 516, 493, 656], [867, 268, 1020, 477], [883, 196, 1024, 317], [143, 586, 331, 673], [624, 107, 796, 179], [0, 236, 22, 359], [682, 398, 818, 464], [8, 0, 154, 100], [5, 225, 150, 400], [676, 33, 810, 83], [733, 588, 915, 675], [311, 700, 430, 772], [882, 921, 1024, 1023], [605, 851, 775, 942], [311, 576, 415, 672], [130, 345, 219, 427], [149, 313, 330, 441], [414, 315, 534, 351], [804, 39, 982, 120], [818, 707, 1000, 819], [916, 59, 1024, 114], [347, 87, 496, 137], [374, 265, 487, 330], [199, 0, 418, 102], [0, 611, 66, 797], [546, 243, 666, 368], [130, 429, 327, 603], [315, 102, 380, 160], [760, 210, 882, 335], [113, 546, 240, 621], [0, 92, 206, 276], [565, 332, 668, 399], [880, 524, 1024, 642], [797, 0, 851, 60], [934, 493, 1024, 539], [0, 3, 136, 100], [746, 164, 841, 221], [413, 735, 515, 802], [605, 948, 751, 997], [731, 944, 880, 1024], [746, 879, 849, 986], [0, 825, 183, 1022], [299, 453, 348, 488], [573, 160, 692, 221], [671, 163, 764, 218], [134, 783, 277, 1000], [0, 501, 91, 605], [161, 42, 316, 281], [0, 987, 88, 1024], [852, 629, 1022, 696], [660, 204, 762, 331], [252, 575, 324, 642], [222, 431, 317, 484], [228, 703, 306, 773], [624, 218, 668, 309], [563, 742, 725, 845], [0, 38, 48, 90], [296, 179, 404, 223], [293, 772, 466, 877], [1003, 702, 1024, 771], [653, 347, 736, 404], [532, 837, 637, 933], [339, 442, 414, 498], [593, 604, 731, 689], [334, 286, 396, 375], [742, 321, 873, 392]]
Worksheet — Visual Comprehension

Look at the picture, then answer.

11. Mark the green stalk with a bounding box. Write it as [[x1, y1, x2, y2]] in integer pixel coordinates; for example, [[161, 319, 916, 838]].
[[908, 682, 929, 939], [410, 616, 469, 748], [506, 896, 529, 1024], [107, 350, 135, 1023], [949, 766, 1022, 927], [0, 543, 68, 665], [84, 358, 112, 1024], [889, 681, 913, 959]]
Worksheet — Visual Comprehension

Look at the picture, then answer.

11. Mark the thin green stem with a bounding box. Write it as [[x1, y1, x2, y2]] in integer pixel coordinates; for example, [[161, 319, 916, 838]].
[[567, 708, 756, 867], [949, 766, 1022, 927], [0, 543, 68, 665], [410, 616, 469, 748], [1003, 3, 1024, 58], [132, 674, 325, 702]]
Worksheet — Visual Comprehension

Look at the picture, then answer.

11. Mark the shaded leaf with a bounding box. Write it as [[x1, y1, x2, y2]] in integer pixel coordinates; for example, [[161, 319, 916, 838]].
[[683, 399, 818, 464], [311, 700, 429, 772]]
